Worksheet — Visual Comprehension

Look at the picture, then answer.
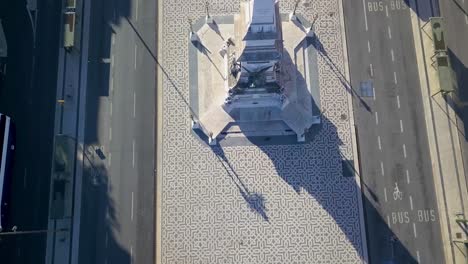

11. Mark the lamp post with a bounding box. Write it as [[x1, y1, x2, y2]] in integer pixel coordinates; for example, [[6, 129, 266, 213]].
[[289, 0, 301, 21]]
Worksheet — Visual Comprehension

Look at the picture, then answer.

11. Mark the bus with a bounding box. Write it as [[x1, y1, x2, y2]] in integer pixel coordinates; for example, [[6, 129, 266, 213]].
[[0, 114, 15, 232]]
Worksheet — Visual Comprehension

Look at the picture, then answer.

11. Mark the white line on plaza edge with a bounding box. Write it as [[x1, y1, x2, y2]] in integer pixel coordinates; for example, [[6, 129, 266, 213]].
[[410, 195, 414, 210], [381, 161, 385, 176], [370, 63, 374, 77], [406, 169, 410, 184], [400, 119, 404, 133], [391, 48, 395, 62], [384, 187, 388, 202], [413, 222, 417, 238], [375, 112, 379, 125], [393, 71, 398, 84], [132, 140, 135, 168], [134, 45, 138, 70], [131, 191, 134, 221], [403, 144, 407, 158], [368, 40, 371, 53], [396, 95, 401, 109], [416, 250, 421, 262], [362, 0, 369, 31], [378, 136, 382, 150], [388, 25, 392, 39], [133, 92, 136, 118]]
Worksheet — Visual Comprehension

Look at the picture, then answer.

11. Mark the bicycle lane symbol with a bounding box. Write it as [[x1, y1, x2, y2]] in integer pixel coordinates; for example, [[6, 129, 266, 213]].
[[393, 182, 403, 200]]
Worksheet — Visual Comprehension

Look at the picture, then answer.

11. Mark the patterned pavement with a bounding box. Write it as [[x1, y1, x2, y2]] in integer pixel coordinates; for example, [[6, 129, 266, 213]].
[[158, 0, 366, 263]]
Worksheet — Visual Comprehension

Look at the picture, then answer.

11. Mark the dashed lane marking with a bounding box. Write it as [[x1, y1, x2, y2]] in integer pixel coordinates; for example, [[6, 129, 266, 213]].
[[410, 195, 413, 210], [396, 95, 400, 109], [400, 119, 404, 133], [391, 48, 395, 62], [403, 144, 407, 158], [384, 187, 388, 202], [375, 112, 379, 125], [413, 222, 417, 238], [388, 25, 392, 39], [381, 161, 385, 176], [406, 169, 410, 184], [363, 0, 369, 31], [368, 40, 371, 53], [393, 71, 398, 84], [378, 136, 382, 150]]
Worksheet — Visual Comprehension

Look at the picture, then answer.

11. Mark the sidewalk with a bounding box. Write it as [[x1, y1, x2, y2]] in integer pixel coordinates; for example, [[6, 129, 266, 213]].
[[45, 0, 91, 262], [409, 0, 468, 263]]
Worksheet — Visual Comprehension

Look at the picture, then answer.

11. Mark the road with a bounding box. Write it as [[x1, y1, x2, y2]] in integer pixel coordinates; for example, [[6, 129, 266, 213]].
[[343, 0, 444, 263], [76, 0, 157, 263], [0, 0, 61, 263]]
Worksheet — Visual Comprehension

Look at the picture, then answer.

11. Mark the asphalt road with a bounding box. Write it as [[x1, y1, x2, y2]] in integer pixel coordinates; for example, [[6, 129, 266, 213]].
[[77, 0, 156, 263], [344, 0, 444, 263], [0, 0, 61, 263]]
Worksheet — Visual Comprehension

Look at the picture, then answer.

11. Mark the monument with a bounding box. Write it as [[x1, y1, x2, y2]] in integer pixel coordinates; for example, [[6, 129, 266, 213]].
[[190, 0, 321, 145]]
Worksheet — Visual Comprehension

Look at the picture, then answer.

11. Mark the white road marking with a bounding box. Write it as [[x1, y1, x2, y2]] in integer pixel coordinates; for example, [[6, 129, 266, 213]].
[[396, 95, 400, 109], [362, 0, 369, 31], [133, 92, 136, 118], [384, 187, 388, 202], [417, 250, 421, 262], [378, 136, 382, 150], [367, 40, 371, 53], [108, 152, 112, 167], [110, 101, 113, 117], [413, 222, 417, 238], [132, 140, 135, 168], [381, 161, 385, 176], [410, 195, 414, 210], [393, 71, 398, 84], [130, 246, 134, 263], [386, 5, 389, 17], [391, 48, 395, 62], [134, 45, 138, 70], [373, 87, 376, 100], [400, 119, 404, 133], [406, 169, 410, 184], [110, 74, 114, 94], [131, 191, 134, 221], [105, 232, 108, 248], [370, 63, 374, 77], [465, 15, 468, 25], [24, 168, 27, 189], [135, 0, 139, 21], [388, 25, 392, 39], [109, 127, 112, 141], [403, 144, 407, 158], [375, 112, 379, 125]]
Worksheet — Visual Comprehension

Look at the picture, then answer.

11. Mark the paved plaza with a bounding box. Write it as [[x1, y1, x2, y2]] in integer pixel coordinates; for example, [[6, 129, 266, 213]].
[[157, 0, 367, 263]]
